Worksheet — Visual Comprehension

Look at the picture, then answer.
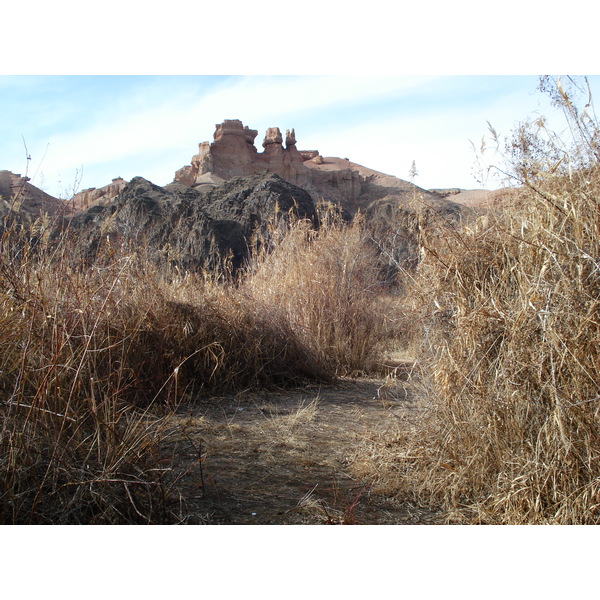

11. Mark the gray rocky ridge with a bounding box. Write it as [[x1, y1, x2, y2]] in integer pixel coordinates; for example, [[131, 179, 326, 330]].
[[2, 119, 493, 275]]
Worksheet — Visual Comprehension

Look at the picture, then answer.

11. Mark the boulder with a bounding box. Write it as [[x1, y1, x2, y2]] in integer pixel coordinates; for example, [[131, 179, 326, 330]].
[[285, 128, 297, 148], [214, 119, 258, 145], [262, 127, 283, 148]]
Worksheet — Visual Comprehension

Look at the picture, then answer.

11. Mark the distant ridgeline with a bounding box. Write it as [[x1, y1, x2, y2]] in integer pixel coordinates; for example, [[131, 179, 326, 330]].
[[4, 119, 509, 273]]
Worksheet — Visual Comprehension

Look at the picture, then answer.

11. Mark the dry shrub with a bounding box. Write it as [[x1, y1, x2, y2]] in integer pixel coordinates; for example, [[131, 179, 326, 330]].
[[165, 279, 332, 392], [244, 209, 397, 375], [1, 199, 397, 522], [0, 217, 333, 523], [0, 231, 180, 523], [399, 77, 600, 523]]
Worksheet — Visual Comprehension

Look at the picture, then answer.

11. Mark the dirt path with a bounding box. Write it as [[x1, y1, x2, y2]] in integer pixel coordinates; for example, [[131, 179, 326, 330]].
[[161, 374, 438, 524]]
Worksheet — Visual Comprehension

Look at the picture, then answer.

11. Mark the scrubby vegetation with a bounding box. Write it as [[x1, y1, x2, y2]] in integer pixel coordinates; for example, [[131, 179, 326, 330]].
[[0, 202, 395, 523], [382, 76, 600, 524], [246, 209, 399, 375]]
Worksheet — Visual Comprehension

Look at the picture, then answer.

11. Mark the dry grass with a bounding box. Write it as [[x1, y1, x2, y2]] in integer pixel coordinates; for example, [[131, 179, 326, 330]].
[[260, 397, 320, 438], [0, 198, 396, 523], [381, 76, 600, 524], [5, 77, 594, 525], [245, 209, 398, 376]]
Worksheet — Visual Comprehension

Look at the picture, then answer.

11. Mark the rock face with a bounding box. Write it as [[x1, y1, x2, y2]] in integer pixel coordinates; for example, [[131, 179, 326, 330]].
[[285, 129, 296, 148], [0, 170, 69, 220], [69, 172, 318, 271], [173, 119, 446, 219], [67, 166, 464, 279], [175, 119, 312, 189], [70, 177, 128, 211]]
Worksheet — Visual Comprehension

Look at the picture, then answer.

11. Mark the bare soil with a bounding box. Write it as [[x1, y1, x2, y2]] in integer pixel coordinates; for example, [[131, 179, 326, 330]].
[[161, 369, 441, 524]]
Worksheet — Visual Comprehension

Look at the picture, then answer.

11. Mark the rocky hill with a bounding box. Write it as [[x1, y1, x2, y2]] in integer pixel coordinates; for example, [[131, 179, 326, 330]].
[[70, 177, 128, 211], [0, 170, 70, 221], [3, 118, 517, 273], [68, 172, 318, 271]]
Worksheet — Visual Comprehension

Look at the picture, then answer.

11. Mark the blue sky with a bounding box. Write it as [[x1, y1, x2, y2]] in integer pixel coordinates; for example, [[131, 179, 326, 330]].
[[1, 2, 597, 199], [3, 74, 597, 198]]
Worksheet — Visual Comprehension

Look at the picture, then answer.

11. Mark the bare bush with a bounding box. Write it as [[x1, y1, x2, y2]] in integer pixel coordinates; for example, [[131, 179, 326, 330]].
[[392, 76, 600, 524], [244, 209, 398, 375]]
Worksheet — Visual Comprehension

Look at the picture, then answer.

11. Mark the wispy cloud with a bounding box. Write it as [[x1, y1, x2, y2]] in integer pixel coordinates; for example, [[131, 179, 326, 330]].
[[2, 75, 598, 196], [21, 75, 445, 192]]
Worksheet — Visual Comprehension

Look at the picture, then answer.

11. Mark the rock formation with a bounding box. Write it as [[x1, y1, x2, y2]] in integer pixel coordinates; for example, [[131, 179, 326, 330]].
[[172, 119, 447, 218], [174, 119, 315, 191], [164, 119, 470, 276], [0, 170, 69, 219], [70, 177, 128, 211], [262, 127, 283, 148], [69, 172, 318, 272], [285, 129, 296, 148]]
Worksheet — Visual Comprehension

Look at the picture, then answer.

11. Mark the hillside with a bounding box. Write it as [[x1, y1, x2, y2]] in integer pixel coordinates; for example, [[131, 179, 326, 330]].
[[0, 170, 71, 220]]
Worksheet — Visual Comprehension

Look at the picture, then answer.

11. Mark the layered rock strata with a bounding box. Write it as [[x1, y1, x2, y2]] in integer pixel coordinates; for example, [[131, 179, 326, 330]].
[[173, 119, 444, 217], [71, 177, 128, 211]]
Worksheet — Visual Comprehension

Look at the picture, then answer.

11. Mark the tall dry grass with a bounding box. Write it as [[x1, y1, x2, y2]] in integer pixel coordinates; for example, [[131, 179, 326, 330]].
[[0, 195, 395, 522], [394, 76, 600, 524], [0, 223, 177, 522], [244, 208, 398, 375]]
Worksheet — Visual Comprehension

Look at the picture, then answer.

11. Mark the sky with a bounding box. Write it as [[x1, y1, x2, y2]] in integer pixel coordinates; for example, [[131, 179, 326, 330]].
[[3, 74, 599, 199], [1, 2, 598, 200]]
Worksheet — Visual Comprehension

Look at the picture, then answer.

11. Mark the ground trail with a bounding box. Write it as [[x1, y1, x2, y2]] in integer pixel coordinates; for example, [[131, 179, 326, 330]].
[[162, 375, 438, 524]]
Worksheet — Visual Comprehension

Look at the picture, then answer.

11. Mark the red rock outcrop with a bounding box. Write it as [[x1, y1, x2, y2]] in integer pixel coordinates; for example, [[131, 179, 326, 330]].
[[262, 127, 283, 148], [70, 177, 128, 211], [174, 119, 315, 190], [172, 119, 444, 216], [0, 170, 69, 216]]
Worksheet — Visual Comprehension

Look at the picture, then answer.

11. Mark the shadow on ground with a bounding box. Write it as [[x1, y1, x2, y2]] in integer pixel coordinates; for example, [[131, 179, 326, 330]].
[[161, 376, 440, 524]]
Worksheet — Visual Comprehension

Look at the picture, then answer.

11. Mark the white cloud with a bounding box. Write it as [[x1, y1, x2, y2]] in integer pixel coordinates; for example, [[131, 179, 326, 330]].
[[16, 75, 599, 196], [33, 75, 445, 194]]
